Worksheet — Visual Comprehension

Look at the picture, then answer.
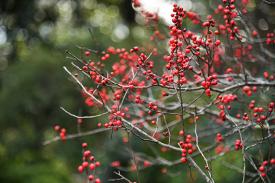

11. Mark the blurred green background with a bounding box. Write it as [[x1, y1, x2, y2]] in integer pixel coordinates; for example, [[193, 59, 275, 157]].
[[0, 0, 274, 183], [0, 0, 139, 182]]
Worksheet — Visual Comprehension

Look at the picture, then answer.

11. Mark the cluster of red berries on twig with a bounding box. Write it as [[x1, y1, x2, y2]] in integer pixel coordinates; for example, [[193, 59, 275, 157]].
[[216, 133, 224, 143], [53, 125, 66, 141], [258, 159, 275, 177], [234, 139, 243, 150], [77, 143, 101, 183], [266, 33, 275, 45], [201, 75, 218, 97], [179, 134, 196, 164], [215, 0, 240, 40]]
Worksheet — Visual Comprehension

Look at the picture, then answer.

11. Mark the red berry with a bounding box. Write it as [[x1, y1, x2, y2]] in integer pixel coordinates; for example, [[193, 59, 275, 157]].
[[78, 165, 84, 173], [215, 40, 221, 46], [54, 125, 60, 132], [262, 161, 268, 166], [89, 163, 95, 170], [85, 51, 91, 57], [88, 175, 94, 181], [259, 166, 265, 172], [82, 143, 88, 148], [181, 157, 187, 163]]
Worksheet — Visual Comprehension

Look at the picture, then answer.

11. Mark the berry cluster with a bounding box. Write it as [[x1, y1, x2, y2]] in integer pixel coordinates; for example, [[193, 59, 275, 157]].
[[258, 159, 275, 177], [179, 134, 196, 164], [53, 125, 66, 141], [234, 139, 243, 150], [77, 143, 101, 183], [201, 75, 218, 97], [266, 33, 275, 45], [216, 133, 224, 143], [215, 0, 239, 40]]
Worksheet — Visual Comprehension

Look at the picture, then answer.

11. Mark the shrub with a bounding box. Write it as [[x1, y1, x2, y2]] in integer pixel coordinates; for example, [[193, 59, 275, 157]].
[[46, 1, 275, 182]]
